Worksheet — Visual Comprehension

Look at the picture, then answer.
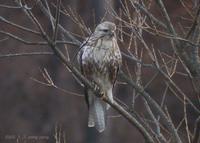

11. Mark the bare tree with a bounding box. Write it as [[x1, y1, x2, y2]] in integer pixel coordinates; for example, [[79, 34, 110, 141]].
[[0, 0, 200, 143]]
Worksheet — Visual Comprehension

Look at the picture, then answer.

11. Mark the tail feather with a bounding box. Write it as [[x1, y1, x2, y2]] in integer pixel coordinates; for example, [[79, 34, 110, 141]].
[[87, 88, 113, 132], [106, 88, 113, 110], [87, 90, 95, 127], [87, 90, 106, 132], [94, 98, 105, 132], [88, 104, 95, 127]]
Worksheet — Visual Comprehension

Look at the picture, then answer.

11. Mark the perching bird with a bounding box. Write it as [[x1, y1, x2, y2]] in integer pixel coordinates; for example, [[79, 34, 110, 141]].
[[78, 21, 122, 132]]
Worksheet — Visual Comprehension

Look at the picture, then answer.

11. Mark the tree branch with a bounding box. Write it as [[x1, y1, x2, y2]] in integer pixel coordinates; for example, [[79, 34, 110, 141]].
[[0, 16, 41, 35], [0, 52, 53, 59], [192, 116, 200, 143], [17, 4, 155, 142], [120, 71, 182, 143]]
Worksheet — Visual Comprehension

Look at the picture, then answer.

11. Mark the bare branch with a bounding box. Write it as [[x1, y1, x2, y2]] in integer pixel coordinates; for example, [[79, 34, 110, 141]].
[[30, 69, 83, 97], [0, 16, 41, 35], [192, 116, 200, 143], [37, 1, 81, 45], [120, 70, 182, 143], [0, 30, 46, 45], [52, 0, 61, 42], [0, 4, 22, 9], [104, 96, 154, 143], [155, 0, 177, 36], [0, 30, 80, 46], [0, 52, 53, 59], [130, 0, 167, 29], [144, 99, 167, 143], [184, 96, 192, 143], [43, 0, 55, 30]]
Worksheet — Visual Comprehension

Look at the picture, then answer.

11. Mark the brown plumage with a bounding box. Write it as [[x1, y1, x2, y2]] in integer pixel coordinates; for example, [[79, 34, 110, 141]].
[[78, 21, 122, 132]]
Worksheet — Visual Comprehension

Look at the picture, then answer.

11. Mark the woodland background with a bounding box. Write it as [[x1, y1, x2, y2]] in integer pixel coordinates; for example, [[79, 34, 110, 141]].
[[0, 0, 199, 143]]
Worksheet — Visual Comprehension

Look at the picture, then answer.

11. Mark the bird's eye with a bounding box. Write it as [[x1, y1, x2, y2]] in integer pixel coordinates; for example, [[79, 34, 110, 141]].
[[102, 29, 109, 32]]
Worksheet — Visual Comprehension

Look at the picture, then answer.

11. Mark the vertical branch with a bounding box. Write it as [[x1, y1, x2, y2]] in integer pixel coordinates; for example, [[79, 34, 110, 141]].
[[155, 0, 177, 36], [53, 0, 61, 42], [129, 0, 167, 29], [132, 36, 142, 109], [43, 0, 55, 30], [143, 100, 167, 143], [104, 96, 154, 143], [37, 0, 81, 45], [184, 96, 191, 143], [155, 0, 200, 83], [192, 116, 200, 143], [120, 71, 182, 143]]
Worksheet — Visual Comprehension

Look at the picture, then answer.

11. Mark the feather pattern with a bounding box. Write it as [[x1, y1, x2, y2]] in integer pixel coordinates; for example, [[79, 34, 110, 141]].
[[78, 21, 122, 132]]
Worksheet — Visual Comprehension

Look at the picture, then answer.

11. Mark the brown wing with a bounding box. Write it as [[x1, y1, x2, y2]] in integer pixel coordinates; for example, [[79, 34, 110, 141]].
[[108, 39, 122, 86], [108, 59, 120, 87], [78, 42, 95, 108]]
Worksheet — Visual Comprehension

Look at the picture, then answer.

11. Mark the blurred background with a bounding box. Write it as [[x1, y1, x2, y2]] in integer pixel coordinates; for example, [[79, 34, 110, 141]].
[[0, 0, 199, 143]]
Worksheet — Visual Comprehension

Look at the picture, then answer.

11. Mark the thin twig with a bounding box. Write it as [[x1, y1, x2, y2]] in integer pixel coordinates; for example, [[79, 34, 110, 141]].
[[0, 4, 22, 9], [0, 52, 53, 59], [52, 0, 61, 42], [184, 95, 191, 143], [120, 70, 182, 143], [155, 0, 177, 36], [0, 31, 78, 46], [144, 99, 167, 143], [43, 0, 55, 30], [0, 16, 41, 35], [0, 30, 46, 45], [37, 1, 81, 45], [192, 116, 200, 143], [129, 0, 167, 29]]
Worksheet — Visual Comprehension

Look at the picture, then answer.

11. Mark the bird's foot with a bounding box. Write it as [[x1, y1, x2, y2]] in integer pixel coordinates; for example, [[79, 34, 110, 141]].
[[92, 83, 104, 98]]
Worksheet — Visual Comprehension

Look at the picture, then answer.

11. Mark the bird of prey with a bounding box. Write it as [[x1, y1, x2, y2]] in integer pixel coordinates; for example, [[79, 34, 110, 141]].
[[78, 21, 122, 132]]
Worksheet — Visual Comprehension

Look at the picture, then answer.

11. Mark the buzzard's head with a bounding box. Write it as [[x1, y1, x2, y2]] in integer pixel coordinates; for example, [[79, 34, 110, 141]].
[[94, 21, 116, 39]]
